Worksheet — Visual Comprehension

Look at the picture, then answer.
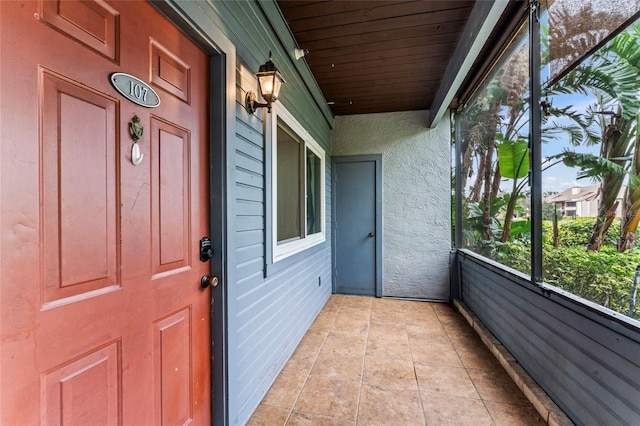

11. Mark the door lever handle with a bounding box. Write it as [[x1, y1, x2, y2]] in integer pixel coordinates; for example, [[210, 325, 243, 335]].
[[368, 232, 375, 238]]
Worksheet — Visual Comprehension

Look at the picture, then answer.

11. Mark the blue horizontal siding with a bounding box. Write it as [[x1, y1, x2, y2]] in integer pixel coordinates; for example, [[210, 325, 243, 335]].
[[235, 271, 264, 292], [236, 257, 264, 281], [236, 199, 263, 216], [464, 267, 634, 421], [236, 244, 263, 265], [235, 183, 262, 203], [458, 251, 640, 425], [235, 251, 331, 404], [236, 215, 263, 232], [227, 36, 332, 426], [236, 229, 263, 248], [236, 267, 328, 350], [236, 254, 328, 347], [236, 101, 264, 133], [235, 153, 263, 176], [236, 118, 264, 147], [235, 169, 262, 189]]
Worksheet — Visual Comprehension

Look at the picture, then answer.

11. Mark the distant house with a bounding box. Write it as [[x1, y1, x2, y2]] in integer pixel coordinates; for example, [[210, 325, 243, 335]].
[[546, 185, 625, 218]]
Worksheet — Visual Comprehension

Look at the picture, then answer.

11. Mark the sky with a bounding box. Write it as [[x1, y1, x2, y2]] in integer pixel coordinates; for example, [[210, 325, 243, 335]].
[[541, 91, 603, 193]]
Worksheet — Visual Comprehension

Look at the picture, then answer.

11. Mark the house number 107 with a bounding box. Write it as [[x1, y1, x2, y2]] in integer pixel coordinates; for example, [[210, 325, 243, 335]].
[[129, 81, 149, 102], [110, 72, 161, 108]]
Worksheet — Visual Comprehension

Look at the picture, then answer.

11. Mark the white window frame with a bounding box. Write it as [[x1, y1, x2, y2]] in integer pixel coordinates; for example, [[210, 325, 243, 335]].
[[270, 104, 326, 263]]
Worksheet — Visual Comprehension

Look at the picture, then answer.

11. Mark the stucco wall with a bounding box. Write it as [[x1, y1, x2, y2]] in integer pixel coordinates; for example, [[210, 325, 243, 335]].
[[331, 111, 451, 300]]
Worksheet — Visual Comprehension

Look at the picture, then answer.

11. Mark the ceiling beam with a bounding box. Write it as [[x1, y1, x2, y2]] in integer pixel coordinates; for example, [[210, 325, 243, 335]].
[[426, 0, 509, 128]]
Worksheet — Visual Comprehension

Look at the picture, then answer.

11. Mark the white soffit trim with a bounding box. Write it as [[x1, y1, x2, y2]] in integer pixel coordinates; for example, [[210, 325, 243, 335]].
[[427, 0, 510, 128]]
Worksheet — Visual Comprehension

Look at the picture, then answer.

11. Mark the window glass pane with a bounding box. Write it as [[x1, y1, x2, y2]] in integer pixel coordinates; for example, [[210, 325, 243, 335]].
[[457, 23, 531, 274], [542, 12, 640, 322], [277, 118, 301, 242], [306, 148, 322, 235], [548, 0, 640, 84]]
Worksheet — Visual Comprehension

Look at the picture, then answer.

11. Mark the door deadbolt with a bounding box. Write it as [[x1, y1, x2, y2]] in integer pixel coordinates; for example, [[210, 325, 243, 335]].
[[200, 275, 219, 289], [199, 237, 213, 262]]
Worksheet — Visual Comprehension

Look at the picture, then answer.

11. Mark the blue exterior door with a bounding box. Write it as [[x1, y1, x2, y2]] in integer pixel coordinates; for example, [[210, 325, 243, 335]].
[[333, 156, 381, 296]]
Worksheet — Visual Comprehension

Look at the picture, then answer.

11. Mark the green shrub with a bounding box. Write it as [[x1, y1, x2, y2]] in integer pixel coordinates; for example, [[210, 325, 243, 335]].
[[494, 242, 640, 319], [542, 217, 620, 248]]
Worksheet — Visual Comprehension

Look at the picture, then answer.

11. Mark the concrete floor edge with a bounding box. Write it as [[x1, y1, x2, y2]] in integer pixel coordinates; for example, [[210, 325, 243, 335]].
[[452, 299, 574, 426]]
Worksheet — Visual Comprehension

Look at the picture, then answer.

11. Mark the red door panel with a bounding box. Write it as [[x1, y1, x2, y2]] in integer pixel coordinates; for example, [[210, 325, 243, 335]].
[[151, 117, 192, 278], [155, 308, 193, 426], [42, 341, 121, 425], [1, 1, 211, 424], [40, 68, 120, 306]]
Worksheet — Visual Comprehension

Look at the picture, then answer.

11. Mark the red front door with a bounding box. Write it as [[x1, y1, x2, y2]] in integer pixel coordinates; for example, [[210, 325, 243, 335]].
[[1, 1, 212, 424]]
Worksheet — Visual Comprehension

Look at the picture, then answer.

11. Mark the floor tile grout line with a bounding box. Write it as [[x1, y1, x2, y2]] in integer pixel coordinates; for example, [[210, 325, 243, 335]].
[[283, 294, 343, 425], [334, 295, 362, 426], [435, 306, 500, 425], [353, 298, 372, 425], [287, 408, 357, 424], [403, 302, 429, 426]]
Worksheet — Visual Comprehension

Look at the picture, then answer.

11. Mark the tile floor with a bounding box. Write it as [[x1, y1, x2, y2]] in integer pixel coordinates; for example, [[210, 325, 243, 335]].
[[247, 295, 545, 426]]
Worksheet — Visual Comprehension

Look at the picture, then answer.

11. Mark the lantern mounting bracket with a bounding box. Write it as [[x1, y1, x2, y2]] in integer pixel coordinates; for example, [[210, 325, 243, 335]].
[[245, 91, 271, 114]]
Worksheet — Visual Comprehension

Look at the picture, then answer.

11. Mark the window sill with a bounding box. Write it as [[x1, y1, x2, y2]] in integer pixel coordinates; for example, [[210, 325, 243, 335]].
[[266, 238, 326, 277]]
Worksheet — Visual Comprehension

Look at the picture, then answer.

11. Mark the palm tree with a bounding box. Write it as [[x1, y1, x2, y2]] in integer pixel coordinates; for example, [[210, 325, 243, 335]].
[[619, 117, 640, 252], [459, 42, 530, 244], [551, 22, 640, 251], [587, 104, 633, 251], [459, 37, 594, 246], [613, 24, 640, 252], [459, 20, 640, 251]]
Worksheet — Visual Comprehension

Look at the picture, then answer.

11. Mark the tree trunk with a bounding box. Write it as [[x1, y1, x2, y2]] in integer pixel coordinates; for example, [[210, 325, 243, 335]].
[[587, 113, 628, 251], [501, 177, 519, 242], [461, 137, 473, 193], [469, 153, 485, 202], [553, 206, 560, 247], [618, 229, 637, 252], [587, 201, 619, 251], [618, 122, 640, 252], [481, 144, 495, 241], [617, 190, 640, 251], [490, 164, 502, 198], [481, 112, 500, 241]]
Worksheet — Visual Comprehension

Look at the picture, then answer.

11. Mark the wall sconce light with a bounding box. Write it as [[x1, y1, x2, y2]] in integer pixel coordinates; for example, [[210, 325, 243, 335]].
[[246, 52, 285, 114]]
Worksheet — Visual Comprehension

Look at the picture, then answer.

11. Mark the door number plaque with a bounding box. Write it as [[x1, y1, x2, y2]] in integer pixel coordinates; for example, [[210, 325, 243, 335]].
[[110, 73, 160, 108]]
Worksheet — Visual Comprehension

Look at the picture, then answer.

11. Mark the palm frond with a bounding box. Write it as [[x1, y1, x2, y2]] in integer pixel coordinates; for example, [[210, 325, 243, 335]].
[[543, 124, 590, 146], [541, 104, 599, 146], [559, 151, 639, 186]]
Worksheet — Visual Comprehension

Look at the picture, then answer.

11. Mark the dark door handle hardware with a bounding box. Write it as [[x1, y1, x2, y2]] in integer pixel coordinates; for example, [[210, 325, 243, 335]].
[[199, 237, 213, 262], [368, 232, 375, 238], [201, 275, 219, 289]]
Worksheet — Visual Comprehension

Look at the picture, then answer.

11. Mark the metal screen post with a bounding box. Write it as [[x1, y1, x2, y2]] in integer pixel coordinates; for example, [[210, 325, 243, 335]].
[[529, 0, 543, 284], [454, 112, 463, 249], [629, 266, 640, 317]]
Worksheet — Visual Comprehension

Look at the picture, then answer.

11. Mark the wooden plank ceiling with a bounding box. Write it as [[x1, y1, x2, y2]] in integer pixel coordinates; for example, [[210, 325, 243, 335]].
[[276, 0, 475, 116]]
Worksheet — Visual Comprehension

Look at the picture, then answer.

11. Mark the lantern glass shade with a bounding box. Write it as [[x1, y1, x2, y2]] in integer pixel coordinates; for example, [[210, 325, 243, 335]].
[[245, 53, 285, 114], [257, 70, 284, 104]]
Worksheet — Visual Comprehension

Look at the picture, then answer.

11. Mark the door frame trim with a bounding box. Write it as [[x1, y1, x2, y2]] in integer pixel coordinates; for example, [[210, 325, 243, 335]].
[[331, 155, 383, 297], [150, 2, 236, 424]]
